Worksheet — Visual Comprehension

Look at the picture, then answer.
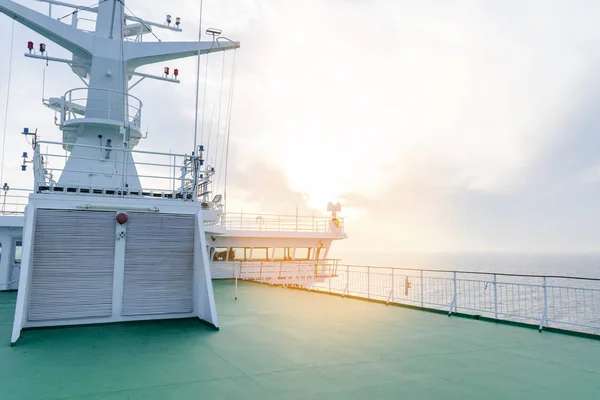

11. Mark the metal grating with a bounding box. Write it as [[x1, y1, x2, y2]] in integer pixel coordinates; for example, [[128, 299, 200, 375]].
[[122, 213, 195, 316], [28, 209, 116, 321]]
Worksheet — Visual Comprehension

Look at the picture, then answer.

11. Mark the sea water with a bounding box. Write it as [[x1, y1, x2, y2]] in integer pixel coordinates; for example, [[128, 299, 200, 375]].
[[337, 252, 600, 278]]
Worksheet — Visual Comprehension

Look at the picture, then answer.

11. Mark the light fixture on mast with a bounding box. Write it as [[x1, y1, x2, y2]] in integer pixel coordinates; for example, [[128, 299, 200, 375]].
[[175, 17, 181, 27], [27, 41, 34, 54], [39, 43, 46, 55], [166, 14, 172, 26], [164, 66, 170, 77], [206, 27, 222, 38]]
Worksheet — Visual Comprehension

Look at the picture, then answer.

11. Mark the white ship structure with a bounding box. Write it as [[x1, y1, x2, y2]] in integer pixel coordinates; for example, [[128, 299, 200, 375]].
[[0, 0, 347, 344]]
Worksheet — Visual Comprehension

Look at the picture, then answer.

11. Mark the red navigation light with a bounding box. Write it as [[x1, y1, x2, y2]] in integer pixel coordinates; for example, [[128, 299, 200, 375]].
[[174, 68, 179, 77], [27, 41, 34, 51], [164, 66, 169, 76], [116, 213, 128, 225], [39, 43, 46, 54]]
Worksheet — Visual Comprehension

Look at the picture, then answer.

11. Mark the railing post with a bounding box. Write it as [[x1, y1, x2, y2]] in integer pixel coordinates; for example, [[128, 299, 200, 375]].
[[367, 266, 371, 299], [494, 273, 498, 320], [60, 96, 66, 125], [325, 261, 333, 293], [420, 270, 424, 308], [33, 144, 40, 190], [453, 271, 458, 313], [389, 268, 395, 304], [234, 262, 239, 300], [539, 277, 548, 332], [343, 265, 349, 297]]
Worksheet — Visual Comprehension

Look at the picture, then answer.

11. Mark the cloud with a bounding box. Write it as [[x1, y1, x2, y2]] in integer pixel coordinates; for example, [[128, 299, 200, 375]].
[[2, 0, 600, 253]]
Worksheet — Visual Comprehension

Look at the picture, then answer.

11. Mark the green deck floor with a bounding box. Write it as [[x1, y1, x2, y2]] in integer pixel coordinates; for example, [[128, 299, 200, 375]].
[[2, 281, 600, 399]]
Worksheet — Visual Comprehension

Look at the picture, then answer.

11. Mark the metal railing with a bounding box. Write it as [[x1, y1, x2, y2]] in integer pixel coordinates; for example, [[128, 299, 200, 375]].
[[234, 260, 339, 279], [238, 262, 600, 335], [0, 188, 31, 215], [61, 88, 143, 128], [222, 212, 344, 233], [33, 140, 218, 202]]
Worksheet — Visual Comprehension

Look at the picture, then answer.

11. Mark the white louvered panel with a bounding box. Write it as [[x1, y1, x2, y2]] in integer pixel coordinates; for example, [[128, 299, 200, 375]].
[[122, 213, 195, 316], [29, 209, 116, 321]]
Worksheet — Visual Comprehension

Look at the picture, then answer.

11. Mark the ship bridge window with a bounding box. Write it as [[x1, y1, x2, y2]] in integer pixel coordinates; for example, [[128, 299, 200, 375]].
[[228, 248, 246, 261], [294, 248, 310, 260], [273, 248, 284, 260], [14, 241, 22, 264], [250, 248, 268, 261], [212, 247, 228, 262]]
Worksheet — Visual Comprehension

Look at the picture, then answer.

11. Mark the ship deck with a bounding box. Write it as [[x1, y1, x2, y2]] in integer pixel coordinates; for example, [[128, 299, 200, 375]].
[[1, 281, 600, 399]]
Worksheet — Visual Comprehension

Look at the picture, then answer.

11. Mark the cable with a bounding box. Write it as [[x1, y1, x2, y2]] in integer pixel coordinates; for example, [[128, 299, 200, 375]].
[[192, 0, 204, 154], [192, 0, 204, 200], [211, 51, 226, 168], [217, 50, 237, 208], [0, 20, 15, 187], [216, 53, 234, 193], [118, 0, 162, 42], [57, 0, 109, 21], [206, 105, 217, 154], [199, 50, 211, 146]]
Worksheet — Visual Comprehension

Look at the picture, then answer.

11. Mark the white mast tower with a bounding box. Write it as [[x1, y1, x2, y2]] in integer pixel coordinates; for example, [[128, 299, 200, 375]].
[[0, 0, 239, 344]]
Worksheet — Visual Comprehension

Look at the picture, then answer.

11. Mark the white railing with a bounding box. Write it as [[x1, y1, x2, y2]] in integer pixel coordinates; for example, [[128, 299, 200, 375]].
[[61, 88, 143, 128], [240, 262, 600, 335], [231, 260, 339, 290], [0, 188, 31, 215], [222, 212, 344, 233], [33, 140, 218, 202]]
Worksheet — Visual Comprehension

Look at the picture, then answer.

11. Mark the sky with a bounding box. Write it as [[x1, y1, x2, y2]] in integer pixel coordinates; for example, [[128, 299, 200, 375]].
[[1, 0, 600, 254]]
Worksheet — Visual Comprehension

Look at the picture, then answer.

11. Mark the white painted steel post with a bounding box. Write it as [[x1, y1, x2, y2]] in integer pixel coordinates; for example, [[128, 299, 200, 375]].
[[544, 277, 549, 327], [343, 265, 349, 297], [391, 268, 395, 303], [420, 270, 424, 308], [33, 144, 40, 190], [367, 266, 371, 299], [494, 274, 498, 320], [453, 271, 458, 313], [234, 263, 239, 300], [539, 277, 548, 332], [279, 261, 282, 279], [328, 262, 332, 293]]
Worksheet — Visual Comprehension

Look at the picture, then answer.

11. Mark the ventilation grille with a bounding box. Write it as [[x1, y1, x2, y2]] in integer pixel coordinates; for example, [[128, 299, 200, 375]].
[[122, 213, 195, 316], [29, 209, 116, 321]]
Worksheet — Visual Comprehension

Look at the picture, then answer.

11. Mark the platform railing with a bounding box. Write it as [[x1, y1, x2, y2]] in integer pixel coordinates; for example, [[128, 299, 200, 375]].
[[33, 140, 218, 202], [0, 188, 31, 215], [245, 262, 600, 334], [61, 88, 143, 128], [222, 212, 344, 233]]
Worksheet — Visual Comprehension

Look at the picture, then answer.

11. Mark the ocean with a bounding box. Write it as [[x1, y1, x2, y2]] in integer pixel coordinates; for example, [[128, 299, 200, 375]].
[[334, 252, 600, 278]]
